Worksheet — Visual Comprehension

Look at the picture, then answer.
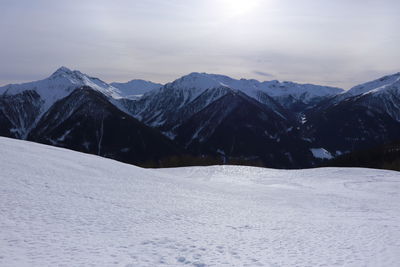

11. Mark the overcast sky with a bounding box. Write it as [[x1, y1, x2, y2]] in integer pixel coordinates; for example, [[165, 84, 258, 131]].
[[1, 0, 399, 88]]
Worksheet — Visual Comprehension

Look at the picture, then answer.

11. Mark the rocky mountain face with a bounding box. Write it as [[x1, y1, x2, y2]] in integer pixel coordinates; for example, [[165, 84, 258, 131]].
[[0, 90, 43, 139], [28, 87, 182, 166], [1, 67, 399, 168], [174, 90, 313, 168]]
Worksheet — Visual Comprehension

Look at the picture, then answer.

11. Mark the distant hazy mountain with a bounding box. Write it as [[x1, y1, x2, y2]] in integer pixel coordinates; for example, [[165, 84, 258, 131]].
[[111, 79, 162, 98]]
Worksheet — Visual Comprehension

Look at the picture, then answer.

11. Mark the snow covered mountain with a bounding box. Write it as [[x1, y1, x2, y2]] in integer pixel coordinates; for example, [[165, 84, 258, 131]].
[[304, 72, 400, 154], [111, 79, 162, 98], [1, 137, 400, 266], [119, 72, 344, 167], [343, 72, 400, 121], [166, 72, 344, 108], [344, 72, 400, 98], [315, 72, 400, 113], [122, 73, 291, 129], [0, 66, 124, 109], [121, 74, 236, 130], [146, 72, 341, 111], [0, 67, 126, 138], [122, 72, 344, 131], [1, 67, 400, 169], [0, 67, 184, 165]]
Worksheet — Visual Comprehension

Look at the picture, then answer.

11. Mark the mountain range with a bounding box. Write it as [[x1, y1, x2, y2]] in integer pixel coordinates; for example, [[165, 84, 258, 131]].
[[1, 67, 399, 168]]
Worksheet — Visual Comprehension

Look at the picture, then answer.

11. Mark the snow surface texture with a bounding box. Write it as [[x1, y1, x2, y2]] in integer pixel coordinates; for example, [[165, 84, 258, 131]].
[[1, 137, 400, 267]]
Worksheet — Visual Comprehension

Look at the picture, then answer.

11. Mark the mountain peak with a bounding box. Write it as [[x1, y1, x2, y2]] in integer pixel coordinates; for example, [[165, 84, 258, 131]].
[[180, 72, 219, 82], [184, 72, 209, 78], [51, 66, 73, 76], [0, 67, 127, 112], [56, 66, 72, 72], [49, 66, 89, 81], [171, 72, 227, 90]]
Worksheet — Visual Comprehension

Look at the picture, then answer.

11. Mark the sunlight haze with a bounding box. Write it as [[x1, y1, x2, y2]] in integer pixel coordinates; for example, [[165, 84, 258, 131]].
[[0, 0, 399, 89]]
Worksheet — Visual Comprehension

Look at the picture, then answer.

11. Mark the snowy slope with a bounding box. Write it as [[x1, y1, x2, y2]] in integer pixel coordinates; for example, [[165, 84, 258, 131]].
[[1, 137, 400, 267], [111, 79, 162, 98]]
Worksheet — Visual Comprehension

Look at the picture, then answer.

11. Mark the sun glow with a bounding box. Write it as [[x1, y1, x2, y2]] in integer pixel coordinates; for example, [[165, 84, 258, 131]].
[[219, 0, 260, 17]]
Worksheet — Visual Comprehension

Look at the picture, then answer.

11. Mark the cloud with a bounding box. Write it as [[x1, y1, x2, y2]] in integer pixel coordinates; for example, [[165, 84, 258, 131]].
[[253, 71, 274, 78], [0, 0, 399, 88]]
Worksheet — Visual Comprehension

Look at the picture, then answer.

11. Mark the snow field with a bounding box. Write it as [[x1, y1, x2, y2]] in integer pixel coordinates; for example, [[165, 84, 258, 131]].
[[0, 137, 399, 266]]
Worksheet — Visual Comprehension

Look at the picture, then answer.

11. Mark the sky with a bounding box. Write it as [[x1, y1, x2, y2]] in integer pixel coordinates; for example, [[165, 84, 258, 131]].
[[0, 0, 399, 89]]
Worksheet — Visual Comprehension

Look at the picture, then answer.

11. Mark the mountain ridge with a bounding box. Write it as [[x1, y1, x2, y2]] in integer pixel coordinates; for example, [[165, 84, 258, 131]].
[[1, 66, 400, 169]]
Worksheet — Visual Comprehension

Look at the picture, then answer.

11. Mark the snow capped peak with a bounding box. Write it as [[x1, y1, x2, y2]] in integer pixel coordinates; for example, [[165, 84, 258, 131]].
[[345, 72, 400, 97], [0, 67, 126, 112], [48, 67, 89, 84], [49, 67, 109, 87], [51, 66, 73, 76], [170, 72, 228, 91], [157, 73, 233, 104]]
